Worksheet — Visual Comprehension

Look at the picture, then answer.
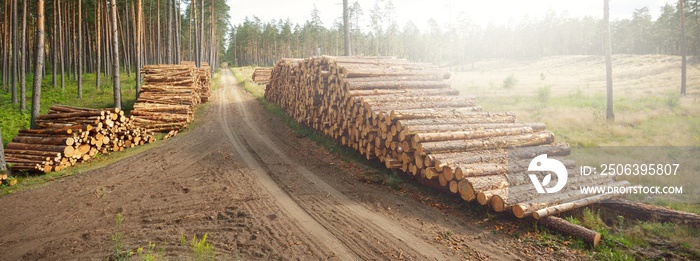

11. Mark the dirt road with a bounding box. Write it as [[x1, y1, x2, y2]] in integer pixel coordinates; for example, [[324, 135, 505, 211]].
[[0, 70, 583, 260]]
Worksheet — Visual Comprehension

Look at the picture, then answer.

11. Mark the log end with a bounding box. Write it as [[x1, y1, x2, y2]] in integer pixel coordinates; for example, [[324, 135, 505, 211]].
[[491, 195, 506, 212], [476, 192, 489, 205], [512, 205, 526, 218], [449, 180, 459, 194]]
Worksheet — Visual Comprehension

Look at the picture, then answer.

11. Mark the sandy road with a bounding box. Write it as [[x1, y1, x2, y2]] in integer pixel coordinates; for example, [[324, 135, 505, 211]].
[[217, 69, 450, 260], [0, 69, 569, 260]]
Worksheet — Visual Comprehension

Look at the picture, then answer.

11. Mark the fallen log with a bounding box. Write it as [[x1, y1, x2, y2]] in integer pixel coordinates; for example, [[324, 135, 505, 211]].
[[539, 216, 601, 247], [598, 199, 700, 227]]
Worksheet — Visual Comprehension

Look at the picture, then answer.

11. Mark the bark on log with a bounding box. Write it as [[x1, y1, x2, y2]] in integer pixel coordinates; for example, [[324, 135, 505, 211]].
[[0, 129, 6, 173], [598, 199, 700, 227], [515, 180, 630, 218], [415, 131, 555, 155], [539, 216, 601, 247]]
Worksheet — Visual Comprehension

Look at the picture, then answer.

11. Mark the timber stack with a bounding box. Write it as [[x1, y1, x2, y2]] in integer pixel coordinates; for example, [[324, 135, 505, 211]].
[[265, 56, 631, 246], [131, 64, 201, 133], [252, 67, 272, 83], [4, 105, 155, 173], [198, 62, 213, 102]]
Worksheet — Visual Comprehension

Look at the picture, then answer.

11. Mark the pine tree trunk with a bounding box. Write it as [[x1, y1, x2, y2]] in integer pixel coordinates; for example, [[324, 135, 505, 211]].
[[31, 0, 46, 129], [0, 129, 6, 173], [200, 0, 204, 67], [194, 0, 199, 67], [680, 0, 687, 96], [58, 0, 65, 90], [175, 0, 181, 64], [52, 0, 57, 89], [11, 0, 18, 104], [96, 0, 101, 90], [111, 0, 121, 109], [136, 0, 142, 97], [189, 0, 194, 61], [604, 0, 614, 121], [20, 0, 26, 111], [71, 1, 77, 81], [156, 0, 161, 64], [343, 0, 350, 56], [209, 0, 213, 70], [77, 0, 83, 98], [166, 0, 172, 64], [2, 0, 8, 92]]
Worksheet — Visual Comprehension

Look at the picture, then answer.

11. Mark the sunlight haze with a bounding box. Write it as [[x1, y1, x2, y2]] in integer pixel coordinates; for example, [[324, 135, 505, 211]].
[[226, 0, 677, 30]]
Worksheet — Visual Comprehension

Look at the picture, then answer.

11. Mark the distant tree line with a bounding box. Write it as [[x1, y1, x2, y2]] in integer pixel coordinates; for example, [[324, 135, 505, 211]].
[[226, 0, 700, 66]]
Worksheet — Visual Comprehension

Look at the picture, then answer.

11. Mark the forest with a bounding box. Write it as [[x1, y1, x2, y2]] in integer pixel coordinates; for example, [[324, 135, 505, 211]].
[[0, 0, 230, 116], [227, 0, 700, 66]]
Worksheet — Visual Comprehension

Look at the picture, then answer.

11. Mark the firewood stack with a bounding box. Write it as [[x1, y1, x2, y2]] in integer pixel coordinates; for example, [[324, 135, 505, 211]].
[[265, 56, 629, 224], [4, 105, 155, 173], [131, 64, 201, 133], [198, 62, 212, 102], [252, 67, 272, 83]]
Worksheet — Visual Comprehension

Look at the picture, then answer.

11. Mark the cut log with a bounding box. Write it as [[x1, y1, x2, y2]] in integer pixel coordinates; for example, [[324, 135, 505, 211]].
[[598, 199, 700, 227], [539, 216, 601, 247], [515, 180, 630, 218], [415, 131, 555, 155]]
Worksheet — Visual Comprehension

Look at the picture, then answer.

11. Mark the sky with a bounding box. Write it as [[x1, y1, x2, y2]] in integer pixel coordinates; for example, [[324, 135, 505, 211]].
[[225, 0, 677, 31]]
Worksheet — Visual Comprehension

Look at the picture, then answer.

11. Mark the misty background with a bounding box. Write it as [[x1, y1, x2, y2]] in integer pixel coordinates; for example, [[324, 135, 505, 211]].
[[224, 0, 699, 67]]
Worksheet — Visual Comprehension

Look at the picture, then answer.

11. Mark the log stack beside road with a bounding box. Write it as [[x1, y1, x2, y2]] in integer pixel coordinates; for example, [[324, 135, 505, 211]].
[[4, 105, 155, 173], [198, 62, 213, 102], [252, 67, 272, 83], [265, 56, 631, 245], [131, 64, 202, 133]]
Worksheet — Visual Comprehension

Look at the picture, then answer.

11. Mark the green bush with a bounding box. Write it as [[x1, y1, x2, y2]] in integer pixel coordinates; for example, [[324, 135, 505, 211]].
[[537, 85, 552, 106], [502, 74, 518, 89], [665, 92, 681, 109]]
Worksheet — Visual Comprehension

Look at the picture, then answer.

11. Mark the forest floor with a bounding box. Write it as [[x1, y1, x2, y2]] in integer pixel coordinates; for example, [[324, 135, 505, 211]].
[[0, 69, 587, 260]]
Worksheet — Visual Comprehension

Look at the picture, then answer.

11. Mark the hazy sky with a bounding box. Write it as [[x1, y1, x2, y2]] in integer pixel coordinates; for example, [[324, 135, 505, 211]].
[[225, 0, 677, 30]]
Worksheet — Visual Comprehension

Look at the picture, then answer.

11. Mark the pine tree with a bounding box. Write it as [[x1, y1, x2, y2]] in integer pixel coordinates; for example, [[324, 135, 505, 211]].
[[31, 0, 46, 129]]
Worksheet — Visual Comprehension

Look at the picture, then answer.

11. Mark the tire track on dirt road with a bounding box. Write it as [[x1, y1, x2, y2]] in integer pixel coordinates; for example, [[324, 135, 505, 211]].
[[219, 70, 449, 260], [216, 73, 360, 260]]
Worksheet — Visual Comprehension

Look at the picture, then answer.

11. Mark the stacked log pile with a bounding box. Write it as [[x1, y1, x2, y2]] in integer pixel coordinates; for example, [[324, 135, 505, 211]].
[[131, 64, 201, 133], [197, 63, 213, 102], [265, 56, 630, 245], [252, 67, 272, 83], [4, 105, 155, 173]]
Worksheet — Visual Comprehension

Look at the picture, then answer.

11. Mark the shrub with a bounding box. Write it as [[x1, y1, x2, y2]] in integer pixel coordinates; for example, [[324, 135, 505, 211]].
[[503, 74, 518, 89], [665, 92, 681, 109], [537, 85, 552, 106]]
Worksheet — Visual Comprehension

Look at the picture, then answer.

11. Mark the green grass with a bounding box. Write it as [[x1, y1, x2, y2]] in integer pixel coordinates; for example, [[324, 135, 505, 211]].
[[1, 72, 137, 146], [472, 90, 700, 147], [553, 207, 700, 260], [185, 234, 215, 261], [111, 213, 131, 260]]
